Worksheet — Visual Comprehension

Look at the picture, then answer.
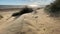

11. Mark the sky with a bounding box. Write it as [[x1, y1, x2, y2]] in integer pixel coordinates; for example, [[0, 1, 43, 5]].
[[0, 0, 55, 5]]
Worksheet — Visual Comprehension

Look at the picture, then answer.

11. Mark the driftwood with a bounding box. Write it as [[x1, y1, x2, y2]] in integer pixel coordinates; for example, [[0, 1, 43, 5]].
[[7, 6, 33, 20]]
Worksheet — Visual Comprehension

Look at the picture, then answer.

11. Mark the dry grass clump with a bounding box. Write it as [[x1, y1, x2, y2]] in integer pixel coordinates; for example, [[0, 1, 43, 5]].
[[0, 15, 3, 20]]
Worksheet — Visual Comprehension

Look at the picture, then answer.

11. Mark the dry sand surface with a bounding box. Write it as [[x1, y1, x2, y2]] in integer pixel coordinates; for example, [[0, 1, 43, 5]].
[[0, 9, 60, 34]]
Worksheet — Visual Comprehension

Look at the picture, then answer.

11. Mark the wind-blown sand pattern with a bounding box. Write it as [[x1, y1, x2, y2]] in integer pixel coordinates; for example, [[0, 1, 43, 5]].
[[0, 8, 60, 34]]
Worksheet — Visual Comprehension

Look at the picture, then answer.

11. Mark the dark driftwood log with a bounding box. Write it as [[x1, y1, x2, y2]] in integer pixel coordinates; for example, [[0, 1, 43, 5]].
[[12, 7, 33, 17], [7, 7, 33, 20]]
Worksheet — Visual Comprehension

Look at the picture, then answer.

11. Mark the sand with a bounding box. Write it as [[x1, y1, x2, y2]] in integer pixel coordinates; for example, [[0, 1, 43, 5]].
[[0, 9, 60, 34]]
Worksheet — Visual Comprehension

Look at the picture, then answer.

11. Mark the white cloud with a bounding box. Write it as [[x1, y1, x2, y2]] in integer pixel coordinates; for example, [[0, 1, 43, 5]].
[[28, 0, 55, 5]]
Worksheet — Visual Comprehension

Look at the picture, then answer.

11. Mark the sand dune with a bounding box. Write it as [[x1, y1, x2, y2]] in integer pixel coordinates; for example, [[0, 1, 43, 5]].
[[0, 9, 60, 34]]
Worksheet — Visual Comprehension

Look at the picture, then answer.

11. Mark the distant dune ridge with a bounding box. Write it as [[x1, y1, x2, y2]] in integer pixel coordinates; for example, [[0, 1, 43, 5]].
[[0, 5, 26, 9], [0, 5, 45, 10]]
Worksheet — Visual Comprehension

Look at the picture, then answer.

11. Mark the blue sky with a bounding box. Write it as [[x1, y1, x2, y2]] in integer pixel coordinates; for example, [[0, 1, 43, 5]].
[[0, 0, 54, 5]]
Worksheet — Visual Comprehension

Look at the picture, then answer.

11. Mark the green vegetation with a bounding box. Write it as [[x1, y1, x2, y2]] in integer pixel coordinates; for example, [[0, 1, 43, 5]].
[[45, 0, 60, 17]]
